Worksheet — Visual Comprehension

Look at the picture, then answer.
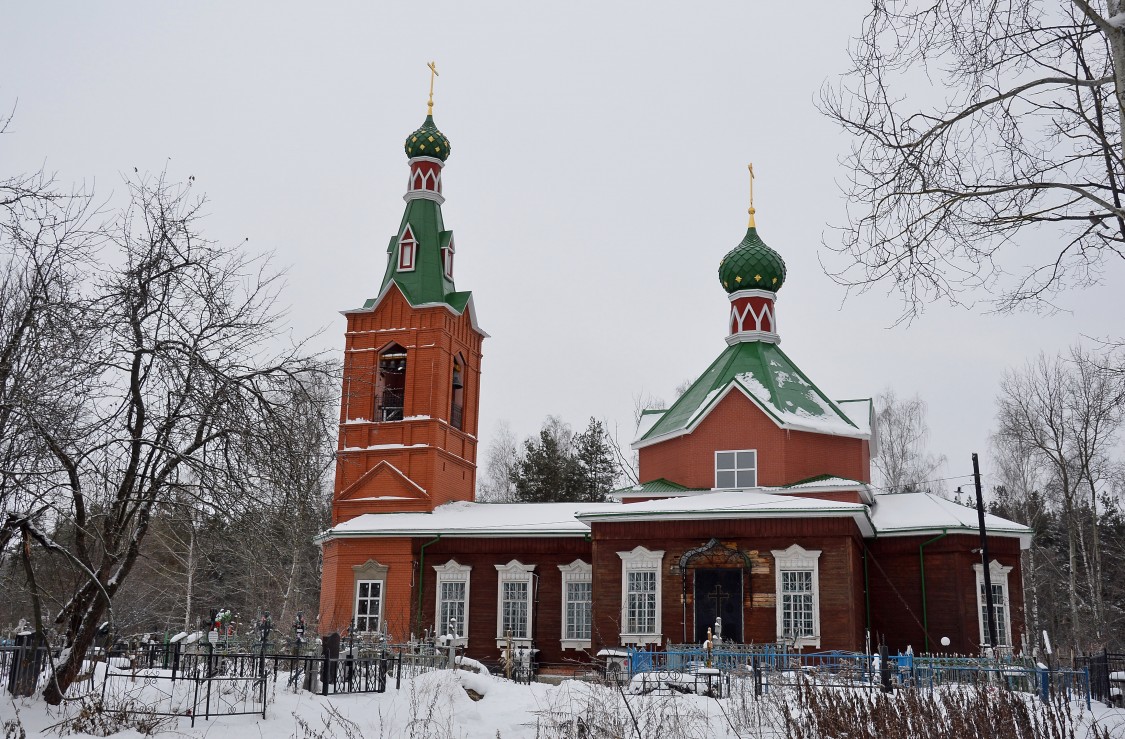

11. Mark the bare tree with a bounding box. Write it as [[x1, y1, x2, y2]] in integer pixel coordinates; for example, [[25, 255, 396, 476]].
[[0, 172, 324, 703], [872, 388, 946, 492], [995, 348, 1123, 646], [477, 420, 521, 502], [822, 0, 1125, 319]]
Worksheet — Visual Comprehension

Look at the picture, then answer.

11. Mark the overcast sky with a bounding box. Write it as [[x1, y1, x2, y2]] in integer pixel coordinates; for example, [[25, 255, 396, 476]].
[[5, 2, 1123, 494]]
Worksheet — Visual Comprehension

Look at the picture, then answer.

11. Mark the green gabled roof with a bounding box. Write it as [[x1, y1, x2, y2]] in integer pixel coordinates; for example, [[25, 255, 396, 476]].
[[783, 474, 868, 488], [612, 478, 702, 497], [635, 340, 862, 446], [376, 196, 470, 312]]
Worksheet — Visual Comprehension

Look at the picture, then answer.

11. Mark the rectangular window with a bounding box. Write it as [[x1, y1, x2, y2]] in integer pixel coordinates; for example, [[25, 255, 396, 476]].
[[438, 580, 466, 638], [501, 581, 530, 639], [564, 581, 592, 641], [980, 582, 1009, 646], [626, 570, 658, 634], [354, 580, 383, 632], [715, 450, 757, 488], [399, 239, 416, 271], [780, 569, 815, 638]]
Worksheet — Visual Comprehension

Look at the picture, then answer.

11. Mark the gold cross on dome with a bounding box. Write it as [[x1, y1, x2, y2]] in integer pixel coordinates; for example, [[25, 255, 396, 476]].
[[427, 61, 440, 115], [747, 163, 757, 228]]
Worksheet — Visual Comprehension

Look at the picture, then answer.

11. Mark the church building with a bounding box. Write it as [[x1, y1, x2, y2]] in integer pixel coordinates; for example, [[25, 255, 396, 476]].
[[317, 80, 1033, 669]]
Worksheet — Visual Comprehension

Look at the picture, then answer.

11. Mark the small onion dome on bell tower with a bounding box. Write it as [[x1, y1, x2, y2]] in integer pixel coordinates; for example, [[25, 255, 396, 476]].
[[404, 115, 451, 161], [720, 164, 786, 345], [403, 63, 452, 204]]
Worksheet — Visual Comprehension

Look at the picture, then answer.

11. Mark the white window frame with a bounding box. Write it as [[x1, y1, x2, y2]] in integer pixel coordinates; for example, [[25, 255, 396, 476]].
[[433, 560, 471, 646], [442, 238, 455, 280], [351, 559, 388, 634], [495, 560, 535, 647], [558, 560, 593, 650], [771, 544, 821, 648], [973, 560, 1013, 648], [617, 546, 664, 646], [398, 225, 417, 272], [354, 580, 384, 633], [715, 449, 757, 489]]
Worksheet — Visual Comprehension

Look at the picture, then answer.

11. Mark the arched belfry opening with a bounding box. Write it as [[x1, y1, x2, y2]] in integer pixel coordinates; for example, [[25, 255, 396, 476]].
[[376, 343, 407, 421], [450, 354, 465, 430]]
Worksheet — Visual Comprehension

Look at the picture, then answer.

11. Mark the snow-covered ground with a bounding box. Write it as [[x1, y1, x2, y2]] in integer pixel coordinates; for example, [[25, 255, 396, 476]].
[[2, 667, 1125, 738]]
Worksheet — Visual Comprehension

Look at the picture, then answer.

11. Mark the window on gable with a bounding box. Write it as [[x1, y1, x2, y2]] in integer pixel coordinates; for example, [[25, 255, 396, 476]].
[[354, 580, 383, 632], [450, 355, 464, 430], [375, 344, 407, 422], [716, 450, 757, 488], [442, 239, 455, 280], [398, 227, 417, 271]]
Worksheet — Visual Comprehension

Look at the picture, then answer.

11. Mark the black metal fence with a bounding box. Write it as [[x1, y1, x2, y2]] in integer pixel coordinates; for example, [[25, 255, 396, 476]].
[[1077, 651, 1125, 705]]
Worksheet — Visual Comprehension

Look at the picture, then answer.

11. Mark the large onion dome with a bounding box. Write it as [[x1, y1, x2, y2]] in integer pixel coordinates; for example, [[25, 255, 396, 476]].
[[718, 227, 786, 293], [404, 115, 451, 161]]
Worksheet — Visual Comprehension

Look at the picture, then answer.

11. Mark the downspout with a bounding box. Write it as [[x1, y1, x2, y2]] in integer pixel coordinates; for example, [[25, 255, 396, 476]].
[[919, 531, 948, 653], [417, 535, 442, 631]]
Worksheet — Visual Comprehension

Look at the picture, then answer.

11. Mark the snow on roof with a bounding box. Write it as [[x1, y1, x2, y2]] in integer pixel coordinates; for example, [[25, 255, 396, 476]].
[[835, 399, 873, 436], [782, 476, 869, 490], [869, 492, 1032, 547], [633, 409, 666, 442], [576, 490, 873, 535], [635, 341, 866, 448], [319, 500, 622, 541]]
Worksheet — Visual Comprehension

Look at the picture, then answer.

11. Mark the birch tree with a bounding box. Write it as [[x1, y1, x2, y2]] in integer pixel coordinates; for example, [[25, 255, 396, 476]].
[[822, 0, 1125, 319], [872, 389, 946, 493]]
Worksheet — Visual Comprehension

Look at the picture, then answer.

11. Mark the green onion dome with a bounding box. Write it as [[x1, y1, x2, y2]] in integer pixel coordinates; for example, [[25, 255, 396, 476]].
[[718, 227, 786, 293], [404, 115, 451, 161]]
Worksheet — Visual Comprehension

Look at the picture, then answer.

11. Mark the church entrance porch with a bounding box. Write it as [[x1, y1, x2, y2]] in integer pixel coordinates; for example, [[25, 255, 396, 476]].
[[693, 568, 742, 643]]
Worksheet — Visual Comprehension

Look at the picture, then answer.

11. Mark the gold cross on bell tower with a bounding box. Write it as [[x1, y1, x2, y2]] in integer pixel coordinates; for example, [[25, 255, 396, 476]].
[[747, 163, 757, 228], [427, 61, 439, 116]]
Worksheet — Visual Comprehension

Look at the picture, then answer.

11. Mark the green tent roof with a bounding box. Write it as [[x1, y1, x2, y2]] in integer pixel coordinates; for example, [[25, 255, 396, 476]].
[[635, 340, 862, 446]]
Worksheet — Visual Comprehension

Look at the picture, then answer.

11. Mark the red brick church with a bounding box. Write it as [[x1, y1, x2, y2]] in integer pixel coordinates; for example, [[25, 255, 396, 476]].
[[317, 84, 1032, 667]]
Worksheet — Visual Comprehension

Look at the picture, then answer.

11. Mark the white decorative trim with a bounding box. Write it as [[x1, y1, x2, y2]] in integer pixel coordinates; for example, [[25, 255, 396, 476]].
[[771, 544, 822, 648], [434, 560, 471, 646], [618, 547, 664, 645], [340, 282, 490, 338], [410, 167, 441, 193], [495, 560, 536, 646], [352, 559, 388, 633], [725, 330, 781, 345], [729, 296, 777, 335], [442, 236, 455, 280], [407, 156, 446, 166], [728, 289, 780, 300], [403, 190, 446, 205], [973, 560, 1013, 647], [559, 560, 593, 650]]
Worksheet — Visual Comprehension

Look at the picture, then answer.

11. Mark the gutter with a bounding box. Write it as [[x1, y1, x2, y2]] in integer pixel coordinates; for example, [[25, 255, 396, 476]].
[[919, 530, 948, 653], [416, 535, 441, 630]]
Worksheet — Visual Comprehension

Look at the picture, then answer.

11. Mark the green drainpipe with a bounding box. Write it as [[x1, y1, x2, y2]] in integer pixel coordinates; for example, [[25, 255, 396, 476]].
[[919, 531, 948, 653], [863, 545, 871, 638], [417, 535, 442, 631]]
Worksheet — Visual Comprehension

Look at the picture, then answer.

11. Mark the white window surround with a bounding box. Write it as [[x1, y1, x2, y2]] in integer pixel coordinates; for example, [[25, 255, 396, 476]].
[[495, 560, 536, 647], [715, 449, 757, 489], [618, 546, 664, 646], [442, 238, 455, 280], [433, 560, 471, 646], [771, 544, 822, 648], [352, 559, 388, 634], [558, 560, 593, 650], [973, 560, 1013, 648], [398, 226, 417, 272]]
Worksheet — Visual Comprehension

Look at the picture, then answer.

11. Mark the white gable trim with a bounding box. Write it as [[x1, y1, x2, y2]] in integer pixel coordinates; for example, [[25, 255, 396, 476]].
[[340, 282, 489, 337]]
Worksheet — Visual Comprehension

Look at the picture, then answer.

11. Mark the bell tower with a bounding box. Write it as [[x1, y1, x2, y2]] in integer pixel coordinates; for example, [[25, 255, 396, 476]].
[[331, 64, 486, 524]]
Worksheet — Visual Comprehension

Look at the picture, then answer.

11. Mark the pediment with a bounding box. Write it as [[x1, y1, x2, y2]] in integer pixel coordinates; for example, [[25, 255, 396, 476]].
[[336, 461, 429, 503]]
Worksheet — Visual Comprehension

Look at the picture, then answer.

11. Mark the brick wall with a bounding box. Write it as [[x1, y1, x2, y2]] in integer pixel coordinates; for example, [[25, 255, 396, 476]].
[[638, 391, 871, 489]]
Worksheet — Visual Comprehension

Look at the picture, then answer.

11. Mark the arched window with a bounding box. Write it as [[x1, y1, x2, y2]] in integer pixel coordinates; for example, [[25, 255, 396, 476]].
[[450, 355, 465, 430], [376, 343, 407, 422], [442, 237, 455, 280]]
